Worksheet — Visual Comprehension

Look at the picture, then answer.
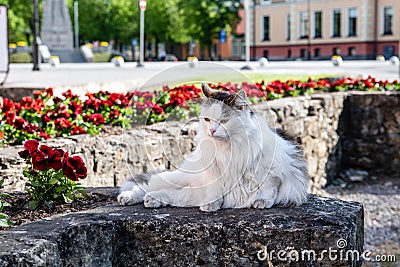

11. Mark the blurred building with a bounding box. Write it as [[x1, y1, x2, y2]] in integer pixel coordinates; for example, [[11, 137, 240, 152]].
[[251, 0, 400, 60], [165, 9, 247, 61]]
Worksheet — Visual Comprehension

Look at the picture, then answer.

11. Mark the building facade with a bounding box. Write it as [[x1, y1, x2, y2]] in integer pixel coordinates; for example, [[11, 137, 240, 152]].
[[252, 0, 400, 60]]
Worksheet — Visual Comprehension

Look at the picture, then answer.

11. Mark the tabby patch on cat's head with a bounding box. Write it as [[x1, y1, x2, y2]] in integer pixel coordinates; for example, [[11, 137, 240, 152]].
[[201, 83, 247, 110]]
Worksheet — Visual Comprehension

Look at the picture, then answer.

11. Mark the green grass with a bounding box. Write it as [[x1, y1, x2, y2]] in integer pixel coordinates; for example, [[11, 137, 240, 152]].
[[160, 73, 344, 90], [93, 52, 112, 62], [10, 52, 32, 63]]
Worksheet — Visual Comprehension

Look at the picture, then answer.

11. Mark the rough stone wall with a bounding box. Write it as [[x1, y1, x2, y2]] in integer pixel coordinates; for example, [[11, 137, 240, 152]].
[[1, 91, 399, 193], [0, 193, 364, 267], [1, 122, 196, 191], [339, 92, 400, 175]]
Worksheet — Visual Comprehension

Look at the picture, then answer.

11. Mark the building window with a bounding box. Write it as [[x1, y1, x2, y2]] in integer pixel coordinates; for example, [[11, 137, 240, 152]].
[[263, 50, 269, 59], [262, 16, 270, 41], [314, 48, 320, 57], [287, 49, 292, 58], [348, 47, 356, 56], [299, 11, 309, 39], [231, 36, 245, 59], [348, 8, 357, 37], [314, 11, 322, 38], [332, 9, 341, 37], [286, 14, 291, 41], [333, 47, 341, 56], [300, 48, 308, 58], [383, 6, 393, 35]]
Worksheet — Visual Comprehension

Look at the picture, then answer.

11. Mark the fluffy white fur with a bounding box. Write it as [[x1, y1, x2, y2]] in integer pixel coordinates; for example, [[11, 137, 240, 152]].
[[118, 84, 309, 212]]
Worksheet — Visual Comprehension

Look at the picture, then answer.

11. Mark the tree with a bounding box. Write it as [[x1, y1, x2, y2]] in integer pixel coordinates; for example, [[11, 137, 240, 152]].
[[144, 0, 190, 57], [179, 0, 242, 59], [0, 0, 35, 43], [68, 0, 138, 49]]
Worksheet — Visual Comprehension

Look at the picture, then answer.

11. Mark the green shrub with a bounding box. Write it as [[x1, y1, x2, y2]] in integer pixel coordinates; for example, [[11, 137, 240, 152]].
[[10, 52, 32, 63], [93, 52, 112, 62]]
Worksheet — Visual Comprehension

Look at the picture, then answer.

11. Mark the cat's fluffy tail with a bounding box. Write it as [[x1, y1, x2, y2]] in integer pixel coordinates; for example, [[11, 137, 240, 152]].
[[275, 141, 309, 206]]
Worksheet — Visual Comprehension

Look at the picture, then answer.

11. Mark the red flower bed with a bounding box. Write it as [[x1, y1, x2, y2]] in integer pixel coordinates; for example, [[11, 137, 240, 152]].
[[1, 76, 399, 145], [18, 140, 88, 209]]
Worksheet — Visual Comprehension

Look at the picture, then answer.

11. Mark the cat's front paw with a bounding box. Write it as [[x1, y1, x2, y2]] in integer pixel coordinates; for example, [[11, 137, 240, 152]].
[[118, 191, 137, 206], [252, 199, 274, 209], [143, 193, 163, 208], [199, 202, 221, 212]]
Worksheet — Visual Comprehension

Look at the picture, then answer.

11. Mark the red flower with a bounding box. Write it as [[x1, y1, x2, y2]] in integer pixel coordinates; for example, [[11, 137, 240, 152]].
[[52, 103, 70, 119], [23, 123, 38, 134], [14, 116, 26, 129], [151, 104, 163, 114], [18, 140, 39, 159], [21, 96, 33, 109], [83, 113, 105, 125], [71, 126, 86, 135], [84, 98, 101, 110], [6, 111, 16, 124], [39, 132, 51, 139], [41, 114, 52, 124], [54, 118, 73, 129], [69, 101, 83, 117], [1, 98, 15, 112], [62, 152, 87, 181], [62, 89, 77, 99], [108, 109, 120, 120], [46, 88, 54, 97], [31, 145, 63, 171]]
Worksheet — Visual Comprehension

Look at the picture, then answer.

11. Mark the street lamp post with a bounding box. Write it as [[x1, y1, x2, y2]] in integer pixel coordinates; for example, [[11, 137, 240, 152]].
[[137, 0, 146, 67], [307, 0, 311, 60], [74, 0, 79, 49], [241, 0, 252, 70], [32, 0, 40, 71]]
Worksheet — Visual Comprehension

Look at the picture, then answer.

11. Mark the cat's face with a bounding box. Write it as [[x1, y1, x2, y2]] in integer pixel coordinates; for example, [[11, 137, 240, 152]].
[[199, 84, 249, 140]]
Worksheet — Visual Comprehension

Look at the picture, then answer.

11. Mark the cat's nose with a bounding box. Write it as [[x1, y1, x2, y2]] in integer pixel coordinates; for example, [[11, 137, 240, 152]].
[[210, 129, 216, 136]]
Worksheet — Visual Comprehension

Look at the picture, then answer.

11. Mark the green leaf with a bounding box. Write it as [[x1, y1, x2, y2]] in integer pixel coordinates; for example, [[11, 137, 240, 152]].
[[55, 185, 68, 193], [48, 178, 59, 185], [54, 171, 64, 179], [77, 188, 88, 198], [63, 194, 73, 204], [30, 181, 41, 187], [0, 213, 13, 227], [25, 200, 38, 210]]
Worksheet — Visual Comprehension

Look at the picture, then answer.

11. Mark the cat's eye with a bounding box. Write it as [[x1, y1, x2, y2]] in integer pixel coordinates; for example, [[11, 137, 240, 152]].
[[204, 117, 210, 122], [220, 119, 229, 124]]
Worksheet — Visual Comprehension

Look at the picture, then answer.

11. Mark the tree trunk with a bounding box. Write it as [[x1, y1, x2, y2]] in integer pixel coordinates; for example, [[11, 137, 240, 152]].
[[200, 45, 205, 60], [155, 36, 159, 59], [208, 46, 212, 60]]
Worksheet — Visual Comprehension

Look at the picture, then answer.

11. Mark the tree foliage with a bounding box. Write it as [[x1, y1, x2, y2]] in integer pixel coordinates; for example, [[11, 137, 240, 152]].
[[145, 0, 190, 44], [67, 0, 138, 48], [179, 0, 242, 50], [0, 0, 35, 43], [2, 0, 242, 50]]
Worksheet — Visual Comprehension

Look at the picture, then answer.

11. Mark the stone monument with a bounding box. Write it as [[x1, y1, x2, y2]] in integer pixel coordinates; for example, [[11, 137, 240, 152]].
[[41, 0, 74, 50]]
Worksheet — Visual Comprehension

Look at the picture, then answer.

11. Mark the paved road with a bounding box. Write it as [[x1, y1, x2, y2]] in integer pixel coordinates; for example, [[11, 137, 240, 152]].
[[1, 60, 399, 94]]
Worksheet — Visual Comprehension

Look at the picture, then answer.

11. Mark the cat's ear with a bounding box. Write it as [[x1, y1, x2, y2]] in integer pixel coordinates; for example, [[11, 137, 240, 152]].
[[201, 83, 218, 98], [234, 89, 248, 109]]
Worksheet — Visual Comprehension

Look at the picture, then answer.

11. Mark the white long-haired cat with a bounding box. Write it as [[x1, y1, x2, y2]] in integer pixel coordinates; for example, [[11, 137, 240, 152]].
[[118, 83, 309, 212]]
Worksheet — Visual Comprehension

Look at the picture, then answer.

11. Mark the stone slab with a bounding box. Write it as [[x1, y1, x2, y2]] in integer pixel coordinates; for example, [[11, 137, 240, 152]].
[[0, 194, 364, 266]]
